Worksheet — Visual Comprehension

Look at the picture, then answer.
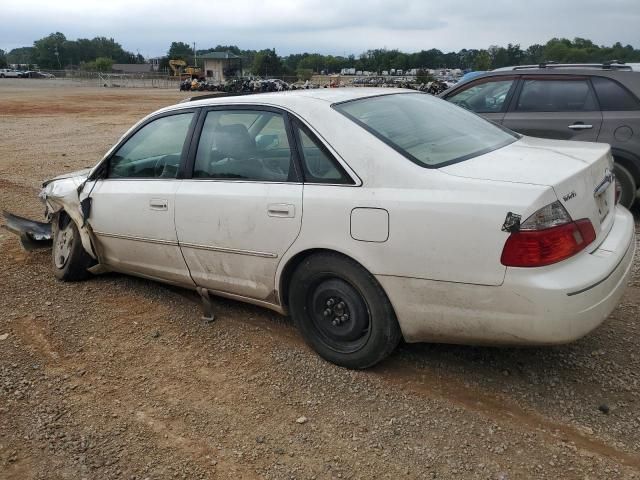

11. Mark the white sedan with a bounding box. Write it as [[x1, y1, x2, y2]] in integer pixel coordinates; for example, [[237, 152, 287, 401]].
[[7, 89, 636, 368]]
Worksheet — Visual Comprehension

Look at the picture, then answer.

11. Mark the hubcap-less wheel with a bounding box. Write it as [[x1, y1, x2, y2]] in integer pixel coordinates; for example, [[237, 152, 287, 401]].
[[308, 278, 371, 353], [54, 221, 74, 269]]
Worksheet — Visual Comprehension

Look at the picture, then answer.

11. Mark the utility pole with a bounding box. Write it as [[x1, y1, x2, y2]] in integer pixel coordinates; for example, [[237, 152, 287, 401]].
[[193, 42, 197, 67], [54, 45, 61, 69]]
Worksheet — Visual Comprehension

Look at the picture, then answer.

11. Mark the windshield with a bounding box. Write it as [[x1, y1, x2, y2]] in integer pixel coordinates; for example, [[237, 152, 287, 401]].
[[334, 93, 518, 168]]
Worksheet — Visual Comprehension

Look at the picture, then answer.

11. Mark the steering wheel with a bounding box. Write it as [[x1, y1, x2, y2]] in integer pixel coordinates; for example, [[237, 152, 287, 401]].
[[154, 157, 167, 177], [457, 100, 472, 111]]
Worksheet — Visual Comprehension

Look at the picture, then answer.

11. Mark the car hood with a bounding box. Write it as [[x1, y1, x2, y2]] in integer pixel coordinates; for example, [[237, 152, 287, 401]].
[[42, 167, 92, 187]]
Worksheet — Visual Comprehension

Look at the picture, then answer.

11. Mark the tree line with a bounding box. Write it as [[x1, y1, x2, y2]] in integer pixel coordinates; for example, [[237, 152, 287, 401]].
[[0, 32, 144, 70], [2, 34, 640, 75]]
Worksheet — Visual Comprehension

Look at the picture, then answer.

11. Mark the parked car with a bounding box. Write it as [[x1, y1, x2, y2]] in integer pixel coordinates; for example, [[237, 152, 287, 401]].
[[4, 89, 635, 369], [0, 68, 23, 78], [439, 63, 640, 208], [457, 70, 487, 84], [23, 70, 55, 78]]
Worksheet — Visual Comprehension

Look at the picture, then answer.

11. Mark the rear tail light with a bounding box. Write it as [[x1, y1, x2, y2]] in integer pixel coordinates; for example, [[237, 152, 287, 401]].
[[501, 201, 596, 267]]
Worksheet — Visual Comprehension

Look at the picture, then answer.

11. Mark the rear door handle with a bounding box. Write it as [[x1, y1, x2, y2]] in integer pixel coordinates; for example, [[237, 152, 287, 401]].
[[149, 198, 168, 211], [267, 203, 295, 218], [568, 123, 593, 130]]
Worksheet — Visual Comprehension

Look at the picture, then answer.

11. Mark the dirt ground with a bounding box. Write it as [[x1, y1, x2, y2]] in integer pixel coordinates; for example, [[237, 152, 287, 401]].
[[1, 79, 639, 480]]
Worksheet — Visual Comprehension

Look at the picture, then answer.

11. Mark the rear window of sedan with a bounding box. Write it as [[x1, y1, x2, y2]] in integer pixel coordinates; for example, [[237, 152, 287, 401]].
[[334, 93, 518, 168]]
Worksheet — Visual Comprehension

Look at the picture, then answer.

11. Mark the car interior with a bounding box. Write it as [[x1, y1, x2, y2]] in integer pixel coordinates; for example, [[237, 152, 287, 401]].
[[193, 111, 294, 181]]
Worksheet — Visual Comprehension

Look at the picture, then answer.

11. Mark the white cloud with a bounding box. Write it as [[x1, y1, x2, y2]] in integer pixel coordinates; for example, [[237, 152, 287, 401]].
[[1, 0, 639, 56]]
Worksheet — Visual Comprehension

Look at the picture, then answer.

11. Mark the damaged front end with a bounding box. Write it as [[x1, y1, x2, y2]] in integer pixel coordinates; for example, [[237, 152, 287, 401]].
[[2, 168, 98, 259], [1, 211, 52, 250]]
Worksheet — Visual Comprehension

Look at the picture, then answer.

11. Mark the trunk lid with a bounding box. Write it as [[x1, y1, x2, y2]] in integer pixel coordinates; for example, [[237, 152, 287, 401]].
[[441, 136, 616, 246]]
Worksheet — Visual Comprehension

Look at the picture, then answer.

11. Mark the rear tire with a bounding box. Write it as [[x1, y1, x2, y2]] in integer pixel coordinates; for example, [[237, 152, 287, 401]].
[[52, 213, 94, 281], [288, 253, 401, 369], [613, 162, 636, 209]]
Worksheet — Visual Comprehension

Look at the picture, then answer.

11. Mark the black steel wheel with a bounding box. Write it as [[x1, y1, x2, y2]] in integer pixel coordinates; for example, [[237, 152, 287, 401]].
[[308, 277, 371, 354], [289, 252, 401, 369]]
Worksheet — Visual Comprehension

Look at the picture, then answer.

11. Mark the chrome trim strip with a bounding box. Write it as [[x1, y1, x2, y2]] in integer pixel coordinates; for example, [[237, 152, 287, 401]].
[[94, 231, 277, 258], [94, 231, 179, 246], [179, 242, 278, 258]]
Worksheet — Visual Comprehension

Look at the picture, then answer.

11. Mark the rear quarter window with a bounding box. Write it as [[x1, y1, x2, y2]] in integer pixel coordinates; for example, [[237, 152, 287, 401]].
[[591, 76, 640, 111]]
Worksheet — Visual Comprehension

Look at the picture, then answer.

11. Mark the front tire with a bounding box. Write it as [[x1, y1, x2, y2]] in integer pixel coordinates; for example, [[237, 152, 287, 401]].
[[52, 213, 94, 281], [289, 253, 401, 369], [613, 162, 637, 209]]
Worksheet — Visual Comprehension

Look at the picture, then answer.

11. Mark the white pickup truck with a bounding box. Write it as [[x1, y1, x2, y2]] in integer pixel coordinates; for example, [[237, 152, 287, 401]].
[[0, 69, 23, 78]]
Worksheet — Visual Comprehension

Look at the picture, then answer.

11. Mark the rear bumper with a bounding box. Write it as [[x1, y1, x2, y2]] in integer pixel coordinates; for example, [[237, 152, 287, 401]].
[[378, 206, 636, 345]]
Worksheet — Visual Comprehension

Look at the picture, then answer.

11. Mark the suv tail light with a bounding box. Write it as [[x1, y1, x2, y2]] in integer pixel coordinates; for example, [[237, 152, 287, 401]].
[[501, 201, 596, 267]]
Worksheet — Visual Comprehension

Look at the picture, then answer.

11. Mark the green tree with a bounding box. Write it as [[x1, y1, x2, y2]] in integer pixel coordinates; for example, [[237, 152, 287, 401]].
[[252, 49, 284, 76], [7, 47, 34, 65], [473, 51, 492, 70], [296, 68, 313, 81], [168, 41, 194, 61], [0, 49, 7, 68], [94, 56, 114, 71], [33, 32, 66, 68], [524, 44, 545, 64]]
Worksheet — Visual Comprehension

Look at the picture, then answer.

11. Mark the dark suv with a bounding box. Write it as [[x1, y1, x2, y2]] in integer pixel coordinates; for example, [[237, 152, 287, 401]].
[[440, 63, 640, 208]]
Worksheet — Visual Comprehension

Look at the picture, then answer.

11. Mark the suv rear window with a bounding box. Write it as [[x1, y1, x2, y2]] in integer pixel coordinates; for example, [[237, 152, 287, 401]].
[[591, 76, 640, 111], [334, 93, 517, 168]]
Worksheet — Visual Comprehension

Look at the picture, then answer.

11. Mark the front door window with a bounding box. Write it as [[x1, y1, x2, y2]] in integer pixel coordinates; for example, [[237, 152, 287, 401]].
[[447, 79, 515, 113], [108, 112, 195, 179]]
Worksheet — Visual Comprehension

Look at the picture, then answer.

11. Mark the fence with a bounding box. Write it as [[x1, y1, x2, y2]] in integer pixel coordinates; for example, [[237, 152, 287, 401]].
[[30, 70, 180, 89]]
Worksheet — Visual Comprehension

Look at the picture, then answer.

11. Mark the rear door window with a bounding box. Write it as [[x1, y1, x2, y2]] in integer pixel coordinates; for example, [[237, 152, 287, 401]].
[[516, 79, 598, 112], [193, 109, 296, 182], [591, 76, 640, 111]]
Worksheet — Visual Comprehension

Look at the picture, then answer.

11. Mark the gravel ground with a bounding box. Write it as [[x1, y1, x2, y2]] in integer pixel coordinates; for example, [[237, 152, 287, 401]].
[[1, 80, 639, 480]]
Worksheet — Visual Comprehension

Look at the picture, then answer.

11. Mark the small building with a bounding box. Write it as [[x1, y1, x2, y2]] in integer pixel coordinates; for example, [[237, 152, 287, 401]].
[[148, 57, 162, 72], [199, 51, 242, 82], [112, 63, 154, 74]]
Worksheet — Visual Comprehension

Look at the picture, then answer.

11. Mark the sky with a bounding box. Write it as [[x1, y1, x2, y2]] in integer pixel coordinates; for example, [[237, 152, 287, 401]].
[[1, 0, 639, 57]]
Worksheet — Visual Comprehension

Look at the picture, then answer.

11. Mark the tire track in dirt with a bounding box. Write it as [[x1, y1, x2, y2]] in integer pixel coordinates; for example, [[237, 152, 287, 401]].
[[171, 288, 640, 471]]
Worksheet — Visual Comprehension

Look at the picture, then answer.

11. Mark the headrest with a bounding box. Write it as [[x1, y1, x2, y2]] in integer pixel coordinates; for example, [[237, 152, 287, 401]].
[[213, 124, 255, 160]]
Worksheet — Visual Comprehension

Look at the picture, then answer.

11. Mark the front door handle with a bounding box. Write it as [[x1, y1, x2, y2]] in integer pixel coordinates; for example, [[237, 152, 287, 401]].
[[267, 203, 295, 218], [568, 123, 593, 130], [149, 198, 168, 211]]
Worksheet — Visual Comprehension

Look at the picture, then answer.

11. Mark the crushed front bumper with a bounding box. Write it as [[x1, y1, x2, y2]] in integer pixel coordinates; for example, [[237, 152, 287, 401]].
[[1, 211, 52, 250]]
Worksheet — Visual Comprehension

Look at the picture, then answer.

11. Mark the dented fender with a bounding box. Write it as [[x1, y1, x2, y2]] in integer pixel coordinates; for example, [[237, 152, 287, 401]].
[[40, 170, 98, 260]]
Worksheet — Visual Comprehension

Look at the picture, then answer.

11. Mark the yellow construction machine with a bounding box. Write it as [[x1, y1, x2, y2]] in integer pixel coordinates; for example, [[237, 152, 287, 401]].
[[169, 59, 201, 78]]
